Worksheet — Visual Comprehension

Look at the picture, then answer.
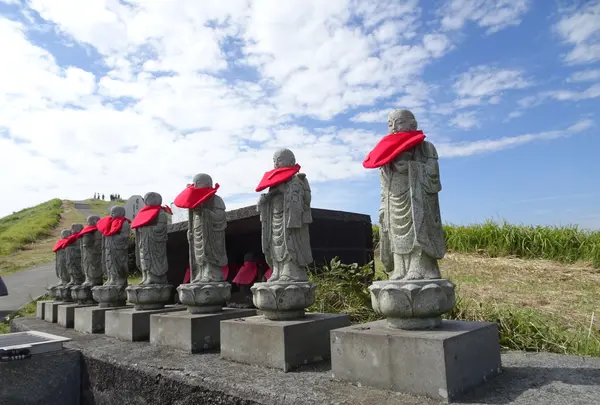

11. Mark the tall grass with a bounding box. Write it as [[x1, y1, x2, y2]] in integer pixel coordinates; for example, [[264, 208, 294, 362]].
[[372, 220, 600, 268], [0, 199, 63, 256], [444, 220, 600, 268], [308, 258, 600, 357]]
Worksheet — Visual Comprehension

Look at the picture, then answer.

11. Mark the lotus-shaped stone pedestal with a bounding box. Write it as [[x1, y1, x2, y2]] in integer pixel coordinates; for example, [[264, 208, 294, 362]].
[[369, 279, 456, 330], [92, 285, 127, 308], [251, 281, 316, 320], [126, 284, 173, 310], [71, 285, 96, 304], [47, 285, 60, 299], [177, 282, 230, 314], [56, 285, 74, 302]]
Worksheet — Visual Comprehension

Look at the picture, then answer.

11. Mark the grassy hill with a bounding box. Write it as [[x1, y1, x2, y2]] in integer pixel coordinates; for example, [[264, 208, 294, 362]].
[[0, 199, 116, 276]]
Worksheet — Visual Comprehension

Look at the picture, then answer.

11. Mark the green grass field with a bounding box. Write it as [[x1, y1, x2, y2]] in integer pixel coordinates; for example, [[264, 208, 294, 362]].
[[0, 199, 63, 256]]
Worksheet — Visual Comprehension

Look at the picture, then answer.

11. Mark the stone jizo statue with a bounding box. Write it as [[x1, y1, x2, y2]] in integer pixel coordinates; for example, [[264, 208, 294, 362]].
[[256, 148, 313, 282], [99, 206, 130, 286], [363, 109, 454, 330], [132, 192, 170, 285], [252, 149, 316, 320], [365, 109, 445, 281], [54, 229, 71, 286], [174, 173, 230, 313], [65, 223, 85, 286], [186, 174, 228, 283], [81, 215, 103, 287]]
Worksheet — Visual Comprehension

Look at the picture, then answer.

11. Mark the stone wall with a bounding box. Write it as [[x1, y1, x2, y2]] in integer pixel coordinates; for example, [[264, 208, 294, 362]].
[[166, 206, 373, 289]]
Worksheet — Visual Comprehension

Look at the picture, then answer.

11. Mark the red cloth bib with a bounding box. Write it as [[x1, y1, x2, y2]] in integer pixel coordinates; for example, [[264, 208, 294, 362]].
[[174, 184, 220, 209], [232, 262, 258, 285], [79, 225, 98, 236], [362, 131, 426, 169], [255, 164, 301, 192], [62, 231, 82, 247], [97, 216, 130, 236], [52, 238, 69, 252], [131, 205, 173, 229], [264, 267, 273, 281]]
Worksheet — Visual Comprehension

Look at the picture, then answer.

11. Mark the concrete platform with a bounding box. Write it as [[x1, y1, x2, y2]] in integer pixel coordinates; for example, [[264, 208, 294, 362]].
[[12, 317, 600, 405], [44, 302, 69, 323], [57, 303, 96, 328], [221, 312, 351, 372], [330, 319, 502, 403], [36, 300, 54, 319], [150, 308, 257, 353], [74, 305, 132, 334], [105, 306, 186, 342]]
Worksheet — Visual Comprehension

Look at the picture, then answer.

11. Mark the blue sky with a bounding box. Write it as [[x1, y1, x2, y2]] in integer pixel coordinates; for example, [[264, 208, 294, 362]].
[[0, 0, 599, 229]]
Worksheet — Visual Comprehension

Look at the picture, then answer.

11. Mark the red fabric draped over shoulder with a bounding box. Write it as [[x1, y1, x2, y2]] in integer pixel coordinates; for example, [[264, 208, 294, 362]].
[[362, 131, 426, 169], [97, 216, 130, 236], [131, 205, 172, 229], [52, 238, 68, 252], [174, 184, 219, 209], [255, 164, 301, 192]]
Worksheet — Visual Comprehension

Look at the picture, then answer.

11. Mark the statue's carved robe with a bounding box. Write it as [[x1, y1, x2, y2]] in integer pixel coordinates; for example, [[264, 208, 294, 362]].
[[103, 221, 130, 285], [260, 174, 313, 267], [379, 140, 446, 277], [136, 210, 169, 279], [190, 195, 227, 282], [56, 249, 70, 284], [82, 230, 103, 285], [66, 240, 85, 285]]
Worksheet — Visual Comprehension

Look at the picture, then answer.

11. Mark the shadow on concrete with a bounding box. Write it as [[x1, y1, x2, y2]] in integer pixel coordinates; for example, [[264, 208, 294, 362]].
[[457, 366, 600, 404]]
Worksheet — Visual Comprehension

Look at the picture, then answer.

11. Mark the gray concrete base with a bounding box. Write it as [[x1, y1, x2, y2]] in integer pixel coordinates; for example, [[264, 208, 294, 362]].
[[57, 303, 96, 328], [330, 319, 502, 403], [0, 348, 81, 405], [150, 308, 257, 353], [221, 312, 351, 372], [105, 306, 186, 342], [74, 305, 133, 334], [36, 300, 54, 319], [44, 302, 68, 323]]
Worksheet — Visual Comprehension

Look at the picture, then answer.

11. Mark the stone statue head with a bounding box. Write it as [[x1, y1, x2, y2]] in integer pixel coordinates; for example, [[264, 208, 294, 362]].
[[388, 109, 418, 134], [144, 192, 162, 206], [273, 148, 296, 168], [193, 173, 213, 188], [60, 229, 72, 238], [71, 223, 84, 233], [110, 206, 126, 218], [87, 215, 100, 226]]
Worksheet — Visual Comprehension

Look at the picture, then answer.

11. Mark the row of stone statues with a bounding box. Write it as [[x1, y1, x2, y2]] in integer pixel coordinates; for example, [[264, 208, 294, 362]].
[[50, 109, 453, 329]]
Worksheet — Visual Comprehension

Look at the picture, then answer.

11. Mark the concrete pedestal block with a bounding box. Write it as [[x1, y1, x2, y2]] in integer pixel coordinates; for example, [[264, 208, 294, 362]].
[[74, 305, 132, 334], [36, 300, 54, 319], [44, 302, 68, 323], [330, 320, 502, 403], [150, 308, 257, 353], [221, 313, 351, 372], [105, 306, 186, 342], [57, 303, 96, 328]]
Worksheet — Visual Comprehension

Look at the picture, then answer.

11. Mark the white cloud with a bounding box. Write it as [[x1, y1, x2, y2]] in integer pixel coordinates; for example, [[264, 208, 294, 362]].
[[449, 111, 479, 130], [438, 119, 593, 157], [439, 0, 530, 34], [567, 69, 600, 83], [0, 0, 594, 221], [453, 65, 530, 99], [555, 1, 600, 65]]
